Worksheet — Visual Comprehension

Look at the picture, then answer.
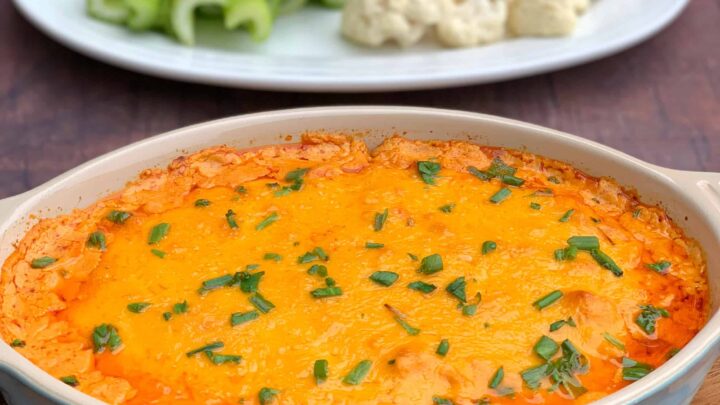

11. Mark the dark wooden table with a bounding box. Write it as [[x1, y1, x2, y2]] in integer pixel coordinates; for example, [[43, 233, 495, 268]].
[[1, 0, 719, 404]]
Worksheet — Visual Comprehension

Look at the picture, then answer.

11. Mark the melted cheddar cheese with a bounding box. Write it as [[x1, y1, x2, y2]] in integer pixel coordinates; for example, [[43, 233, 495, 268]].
[[0, 135, 708, 405]]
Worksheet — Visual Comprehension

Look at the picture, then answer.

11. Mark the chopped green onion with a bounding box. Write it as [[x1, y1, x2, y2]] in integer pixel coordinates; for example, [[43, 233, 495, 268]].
[[258, 387, 280, 405], [567, 236, 599, 251], [432, 397, 453, 405], [92, 324, 122, 353], [667, 348, 681, 358], [490, 188, 512, 204], [162, 312, 172, 321], [439, 203, 455, 213], [297, 247, 329, 264], [549, 317, 575, 332], [225, 210, 239, 229], [150, 249, 166, 258], [285, 168, 309, 183], [173, 301, 188, 314], [86, 231, 107, 250], [235, 186, 247, 194], [230, 310, 260, 327], [646, 261, 671, 274], [314, 359, 329, 385], [240, 271, 265, 293], [533, 335, 559, 360], [590, 249, 623, 277], [446, 277, 467, 303], [10, 339, 25, 348], [30, 256, 56, 269], [407, 281, 437, 293], [194, 199, 211, 207], [635, 305, 669, 335], [199, 274, 234, 293], [501, 175, 525, 186], [106, 210, 131, 224], [148, 223, 170, 245], [369, 271, 399, 287], [547, 176, 561, 184], [633, 209, 642, 218], [488, 366, 504, 389], [263, 252, 282, 261], [307, 264, 328, 277], [205, 352, 242, 365], [559, 209, 575, 223], [186, 341, 223, 357], [530, 202, 541, 210], [418, 254, 443, 274], [533, 290, 563, 310], [622, 357, 653, 381], [127, 302, 150, 313], [462, 304, 478, 316], [482, 241, 496, 255], [256, 212, 279, 231], [310, 287, 343, 298], [521, 363, 549, 389], [325, 277, 336, 287], [436, 339, 449, 356], [468, 166, 491, 181], [374, 209, 389, 231], [60, 375, 79, 386], [407, 253, 418, 261], [602, 332, 625, 351], [249, 293, 275, 313], [342, 360, 372, 385], [417, 161, 441, 185], [365, 242, 384, 249]]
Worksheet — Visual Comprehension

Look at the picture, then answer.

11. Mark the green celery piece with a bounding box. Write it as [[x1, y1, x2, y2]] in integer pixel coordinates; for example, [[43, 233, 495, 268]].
[[171, 0, 230, 45], [87, 0, 130, 24], [225, 0, 274, 42], [125, 0, 163, 30]]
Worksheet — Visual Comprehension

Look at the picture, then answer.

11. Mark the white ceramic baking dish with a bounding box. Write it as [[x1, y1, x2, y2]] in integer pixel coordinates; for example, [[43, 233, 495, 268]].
[[1, 107, 719, 405]]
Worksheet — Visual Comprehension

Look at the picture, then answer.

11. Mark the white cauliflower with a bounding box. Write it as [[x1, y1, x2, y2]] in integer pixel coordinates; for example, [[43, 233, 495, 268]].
[[508, 0, 579, 37], [435, 0, 508, 48], [341, 0, 445, 47]]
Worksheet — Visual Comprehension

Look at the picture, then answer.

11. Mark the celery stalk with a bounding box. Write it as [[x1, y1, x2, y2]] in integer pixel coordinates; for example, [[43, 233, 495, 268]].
[[87, 0, 130, 24], [171, 0, 229, 45], [125, 0, 163, 30], [225, 0, 273, 42]]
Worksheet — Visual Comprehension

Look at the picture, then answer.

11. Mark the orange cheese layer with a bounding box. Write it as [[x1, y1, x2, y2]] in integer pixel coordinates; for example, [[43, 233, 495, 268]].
[[0, 135, 708, 404]]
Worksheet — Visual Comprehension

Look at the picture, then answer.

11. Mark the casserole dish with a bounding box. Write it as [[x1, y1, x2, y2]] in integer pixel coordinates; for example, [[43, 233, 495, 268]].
[[0, 106, 719, 405]]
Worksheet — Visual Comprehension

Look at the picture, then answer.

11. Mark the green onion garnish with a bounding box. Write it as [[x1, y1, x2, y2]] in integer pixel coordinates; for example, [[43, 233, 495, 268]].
[[501, 175, 525, 186], [446, 277, 467, 303], [622, 357, 653, 381], [92, 324, 122, 353], [186, 341, 223, 357], [432, 397, 452, 405], [417, 161, 441, 185], [554, 246, 578, 261], [173, 301, 188, 314], [407, 281, 437, 293], [258, 387, 280, 405], [231, 310, 260, 327], [530, 202, 541, 210], [590, 249, 623, 277], [520, 363, 549, 389], [10, 339, 25, 348], [549, 317, 575, 332], [297, 247, 329, 264], [436, 339, 449, 356], [342, 360, 372, 385], [646, 261, 671, 274], [490, 188, 512, 204], [240, 271, 265, 293], [249, 293, 275, 313], [235, 186, 247, 194], [150, 249, 166, 258], [439, 203, 455, 213], [567, 236, 599, 250], [127, 302, 150, 313], [162, 312, 172, 321], [635, 305, 669, 335], [407, 253, 418, 261], [482, 241, 496, 255], [225, 210, 238, 229], [148, 223, 170, 245], [488, 366, 504, 389], [86, 231, 107, 251], [256, 212, 279, 231], [547, 176, 561, 184], [30, 256, 56, 269], [263, 252, 282, 261], [205, 352, 242, 365], [633, 209, 642, 218], [106, 210, 131, 224], [310, 287, 343, 298], [307, 264, 328, 277], [60, 375, 79, 386], [559, 209, 575, 223], [533, 335, 559, 360], [314, 359, 329, 385], [533, 290, 563, 310], [462, 304, 478, 316], [602, 332, 625, 351], [369, 271, 399, 287], [365, 242, 384, 249], [418, 254, 443, 274], [194, 199, 211, 207], [374, 209, 389, 231]]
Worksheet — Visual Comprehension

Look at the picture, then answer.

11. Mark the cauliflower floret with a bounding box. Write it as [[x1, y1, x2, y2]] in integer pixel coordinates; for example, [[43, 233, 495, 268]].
[[435, 0, 508, 47], [508, 0, 578, 37], [341, 0, 445, 47]]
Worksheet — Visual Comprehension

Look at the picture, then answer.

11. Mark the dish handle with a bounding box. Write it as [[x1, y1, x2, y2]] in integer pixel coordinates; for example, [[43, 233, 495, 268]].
[[663, 169, 720, 213]]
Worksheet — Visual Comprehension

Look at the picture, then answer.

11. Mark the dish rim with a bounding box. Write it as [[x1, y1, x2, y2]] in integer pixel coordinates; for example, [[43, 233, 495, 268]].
[[0, 106, 719, 405], [11, 0, 690, 92]]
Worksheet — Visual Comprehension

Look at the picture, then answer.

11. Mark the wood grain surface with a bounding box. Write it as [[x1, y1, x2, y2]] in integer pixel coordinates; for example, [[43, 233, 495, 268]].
[[0, 0, 719, 404]]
